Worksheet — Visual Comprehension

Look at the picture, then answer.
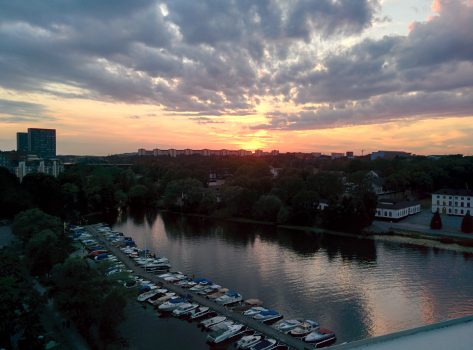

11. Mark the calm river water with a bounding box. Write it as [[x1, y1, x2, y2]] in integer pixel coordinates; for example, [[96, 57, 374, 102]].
[[112, 210, 473, 349]]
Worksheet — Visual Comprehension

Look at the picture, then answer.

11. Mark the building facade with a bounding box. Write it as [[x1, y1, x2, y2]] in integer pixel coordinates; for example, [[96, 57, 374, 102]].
[[370, 150, 411, 160], [15, 159, 64, 182], [28, 128, 56, 158], [431, 189, 473, 216], [16, 132, 29, 153], [375, 201, 421, 220]]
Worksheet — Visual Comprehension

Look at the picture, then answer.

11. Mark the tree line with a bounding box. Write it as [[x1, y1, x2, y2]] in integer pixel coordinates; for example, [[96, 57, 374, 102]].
[[2, 154, 473, 233], [0, 208, 127, 349]]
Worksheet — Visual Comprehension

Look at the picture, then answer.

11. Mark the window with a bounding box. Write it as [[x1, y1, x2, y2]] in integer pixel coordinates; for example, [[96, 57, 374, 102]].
[[449, 209, 452, 213], [461, 202, 464, 207], [437, 200, 440, 205], [461, 210, 464, 214], [449, 201, 452, 206]]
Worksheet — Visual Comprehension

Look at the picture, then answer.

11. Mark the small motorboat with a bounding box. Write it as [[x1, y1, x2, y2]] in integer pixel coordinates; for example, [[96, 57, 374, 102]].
[[243, 307, 268, 317], [147, 292, 174, 306], [216, 290, 243, 305], [289, 320, 319, 337], [158, 297, 187, 312], [235, 334, 262, 349], [164, 273, 187, 282], [249, 338, 277, 350], [231, 299, 264, 312], [136, 289, 166, 302], [209, 320, 234, 331], [253, 310, 283, 324], [273, 319, 303, 333], [207, 323, 245, 344], [200, 316, 226, 329], [188, 306, 211, 320], [303, 328, 336, 348], [172, 303, 199, 317]]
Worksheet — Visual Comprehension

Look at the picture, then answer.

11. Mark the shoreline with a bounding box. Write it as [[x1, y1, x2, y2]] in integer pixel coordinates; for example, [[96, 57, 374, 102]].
[[158, 209, 473, 254]]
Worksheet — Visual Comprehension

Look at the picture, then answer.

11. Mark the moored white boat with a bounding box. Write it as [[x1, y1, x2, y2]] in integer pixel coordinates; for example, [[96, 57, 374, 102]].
[[148, 292, 176, 306], [253, 310, 283, 324], [158, 297, 188, 312], [137, 289, 166, 302], [200, 316, 226, 329], [243, 307, 268, 317], [235, 334, 262, 349], [215, 291, 242, 305], [274, 319, 303, 333], [189, 306, 212, 320], [303, 328, 336, 348], [172, 303, 199, 317], [289, 320, 319, 337], [207, 323, 245, 344], [249, 338, 277, 350]]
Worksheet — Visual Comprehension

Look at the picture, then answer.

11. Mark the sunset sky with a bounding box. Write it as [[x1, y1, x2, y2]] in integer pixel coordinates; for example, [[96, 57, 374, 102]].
[[0, 0, 472, 155]]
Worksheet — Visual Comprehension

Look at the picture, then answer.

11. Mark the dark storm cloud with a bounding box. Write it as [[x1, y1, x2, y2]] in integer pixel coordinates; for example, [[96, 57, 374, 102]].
[[0, 99, 54, 122], [0, 0, 471, 129]]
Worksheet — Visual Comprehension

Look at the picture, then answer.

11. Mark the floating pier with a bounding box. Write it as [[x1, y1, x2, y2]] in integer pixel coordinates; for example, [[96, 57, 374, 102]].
[[85, 224, 316, 350]]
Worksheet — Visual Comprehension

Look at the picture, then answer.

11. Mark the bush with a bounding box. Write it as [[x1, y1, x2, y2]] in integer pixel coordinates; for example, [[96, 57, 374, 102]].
[[430, 210, 442, 230], [461, 212, 473, 233]]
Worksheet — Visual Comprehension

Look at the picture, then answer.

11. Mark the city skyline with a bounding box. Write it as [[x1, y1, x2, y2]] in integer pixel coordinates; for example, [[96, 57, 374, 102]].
[[1, 0, 473, 155]]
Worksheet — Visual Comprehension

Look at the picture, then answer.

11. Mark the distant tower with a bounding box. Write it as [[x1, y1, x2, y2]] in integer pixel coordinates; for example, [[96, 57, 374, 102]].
[[28, 128, 56, 158], [16, 132, 28, 153]]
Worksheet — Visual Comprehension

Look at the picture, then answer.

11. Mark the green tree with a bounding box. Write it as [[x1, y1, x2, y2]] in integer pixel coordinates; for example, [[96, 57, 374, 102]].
[[163, 178, 204, 212], [220, 186, 258, 217], [289, 190, 319, 225], [306, 173, 344, 201], [253, 194, 283, 222], [22, 173, 64, 216], [12, 208, 63, 242], [0, 167, 32, 219], [50, 258, 125, 338], [198, 189, 218, 214], [461, 212, 473, 233], [98, 289, 127, 342], [430, 210, 442, 230], [127, 184, 149, 207], [25, 229, 70, 276], [0, 250, 43, 348], [272, 175, 306, 204]]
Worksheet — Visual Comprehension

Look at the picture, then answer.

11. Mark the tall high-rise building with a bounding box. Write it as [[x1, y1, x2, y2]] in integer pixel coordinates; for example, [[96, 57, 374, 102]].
[[28, 128, 56, 158], [16, 132, 28, 153]]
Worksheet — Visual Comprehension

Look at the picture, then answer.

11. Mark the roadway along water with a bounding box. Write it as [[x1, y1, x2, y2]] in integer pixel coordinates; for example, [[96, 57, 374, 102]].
[[113, 210, 473, 349]]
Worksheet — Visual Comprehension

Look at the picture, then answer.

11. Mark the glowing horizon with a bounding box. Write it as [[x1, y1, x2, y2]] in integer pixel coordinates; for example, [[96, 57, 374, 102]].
[[1, 0, 472, 156]]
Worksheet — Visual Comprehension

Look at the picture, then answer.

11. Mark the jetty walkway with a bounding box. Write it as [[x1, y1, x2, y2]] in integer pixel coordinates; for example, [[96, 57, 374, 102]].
[[85, 224, 314, 350]]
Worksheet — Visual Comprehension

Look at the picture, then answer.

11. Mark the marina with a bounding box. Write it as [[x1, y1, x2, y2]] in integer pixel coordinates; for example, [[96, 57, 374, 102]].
[[83, 223, 328, 349]]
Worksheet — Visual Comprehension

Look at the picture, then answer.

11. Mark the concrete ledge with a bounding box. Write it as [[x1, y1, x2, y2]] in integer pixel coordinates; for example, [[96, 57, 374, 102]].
[[330, 315, 473, 350]]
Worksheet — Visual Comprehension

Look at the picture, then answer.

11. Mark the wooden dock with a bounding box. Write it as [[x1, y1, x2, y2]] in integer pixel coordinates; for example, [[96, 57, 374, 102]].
[[85, 225, 315, 350]]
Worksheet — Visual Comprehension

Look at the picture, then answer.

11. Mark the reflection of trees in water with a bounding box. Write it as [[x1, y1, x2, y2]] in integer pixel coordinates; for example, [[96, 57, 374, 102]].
[[85, 209, 119, 226], [160, 212, 257, 246], [118, 206, 161, 227], [258, 227, 322, 256], [160, 212, 379, 260], [323, 234, 377, 264]]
